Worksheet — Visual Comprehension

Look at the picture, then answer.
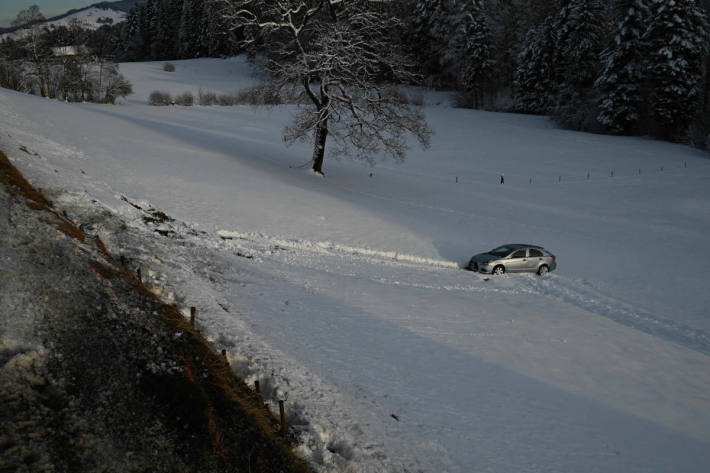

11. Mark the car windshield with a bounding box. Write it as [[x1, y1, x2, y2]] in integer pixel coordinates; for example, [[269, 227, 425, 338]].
[[489, 246, 513, 257]]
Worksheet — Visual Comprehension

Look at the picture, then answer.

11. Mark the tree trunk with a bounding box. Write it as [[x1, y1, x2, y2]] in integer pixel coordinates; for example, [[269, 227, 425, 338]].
[[311, 116, 328, 175], [98, 61, 104, 102], [39, 69, 48, 98]]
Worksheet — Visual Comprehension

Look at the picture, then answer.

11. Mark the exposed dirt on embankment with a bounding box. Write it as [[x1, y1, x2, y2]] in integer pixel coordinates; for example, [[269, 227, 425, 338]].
[[0, 150, 312, 473]]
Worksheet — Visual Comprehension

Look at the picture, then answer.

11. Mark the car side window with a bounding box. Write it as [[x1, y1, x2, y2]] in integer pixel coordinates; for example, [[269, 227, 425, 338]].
[[529, 249, 543, 257], [511, 250, 526, 259]]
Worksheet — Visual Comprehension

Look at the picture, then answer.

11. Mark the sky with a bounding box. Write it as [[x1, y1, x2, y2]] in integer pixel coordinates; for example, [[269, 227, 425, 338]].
[[0, 1, 92, 28]]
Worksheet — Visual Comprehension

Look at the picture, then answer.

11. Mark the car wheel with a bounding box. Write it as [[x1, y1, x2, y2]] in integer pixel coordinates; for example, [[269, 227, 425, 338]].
[[537, 265, 549, 276], [492, 265, 505, 275]]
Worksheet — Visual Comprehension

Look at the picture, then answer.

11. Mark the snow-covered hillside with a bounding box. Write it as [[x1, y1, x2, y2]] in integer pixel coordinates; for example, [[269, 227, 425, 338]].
[[1, 7, 126, 41], [1, 57, 709, 473]]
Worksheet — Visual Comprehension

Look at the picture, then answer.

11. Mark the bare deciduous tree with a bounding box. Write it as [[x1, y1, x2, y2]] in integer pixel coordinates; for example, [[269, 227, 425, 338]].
[[11, 4, 45, 28], [220, 0, 431, 174]]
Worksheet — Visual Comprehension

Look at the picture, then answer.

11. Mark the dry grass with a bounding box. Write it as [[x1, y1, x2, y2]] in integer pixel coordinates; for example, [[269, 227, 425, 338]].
[[0, 149, 51, 209], [1, 148, 314, 473]]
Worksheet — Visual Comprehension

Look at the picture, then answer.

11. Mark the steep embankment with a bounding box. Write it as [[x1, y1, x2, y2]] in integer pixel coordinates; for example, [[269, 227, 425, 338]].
[[0, 150, 312, 473]]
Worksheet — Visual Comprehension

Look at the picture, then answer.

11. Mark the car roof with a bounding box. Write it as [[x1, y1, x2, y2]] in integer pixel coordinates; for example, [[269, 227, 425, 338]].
[[503, 243, 544, 249]]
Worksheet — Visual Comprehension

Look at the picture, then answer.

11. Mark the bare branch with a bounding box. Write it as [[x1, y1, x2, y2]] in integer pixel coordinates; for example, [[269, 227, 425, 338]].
[[221, 0, 430, 173]]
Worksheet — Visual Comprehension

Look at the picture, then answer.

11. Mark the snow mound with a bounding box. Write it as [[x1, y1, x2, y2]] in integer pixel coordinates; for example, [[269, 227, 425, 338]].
[[217, 229, 461, 269]]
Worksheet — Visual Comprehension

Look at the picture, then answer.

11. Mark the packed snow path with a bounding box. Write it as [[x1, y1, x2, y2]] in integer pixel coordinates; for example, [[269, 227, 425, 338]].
[[2, 57, 709, 472]]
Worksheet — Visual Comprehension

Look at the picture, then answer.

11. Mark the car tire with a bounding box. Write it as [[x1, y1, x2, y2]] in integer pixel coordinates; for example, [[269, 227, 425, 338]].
[[492, 265, 505, 275], [537, 265, 549, 276]]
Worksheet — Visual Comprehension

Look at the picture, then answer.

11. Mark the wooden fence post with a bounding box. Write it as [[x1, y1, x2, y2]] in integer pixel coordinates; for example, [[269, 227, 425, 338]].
[[279, 400, 286, 435]]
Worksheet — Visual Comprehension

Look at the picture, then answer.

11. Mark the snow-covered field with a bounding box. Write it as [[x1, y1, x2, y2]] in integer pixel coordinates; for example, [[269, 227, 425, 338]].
[[1, 57, 709, 472]]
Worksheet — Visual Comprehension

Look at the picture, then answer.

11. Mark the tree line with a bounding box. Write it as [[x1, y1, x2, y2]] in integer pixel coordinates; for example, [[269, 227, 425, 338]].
[[114, 0, 710, 144], [2, 0, 709, 145], [0, 5, 132, 103], [406, 0, 710, 143]]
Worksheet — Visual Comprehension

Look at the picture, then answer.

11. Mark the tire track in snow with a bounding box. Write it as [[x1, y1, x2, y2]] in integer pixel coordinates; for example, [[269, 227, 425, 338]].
[[521, 276, 710, 356], [218, 227, 710, 354], [216, 229, 539, 296]]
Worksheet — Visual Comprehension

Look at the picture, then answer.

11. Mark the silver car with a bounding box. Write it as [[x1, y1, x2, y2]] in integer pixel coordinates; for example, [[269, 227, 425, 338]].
[[467, 244, 557, 276]]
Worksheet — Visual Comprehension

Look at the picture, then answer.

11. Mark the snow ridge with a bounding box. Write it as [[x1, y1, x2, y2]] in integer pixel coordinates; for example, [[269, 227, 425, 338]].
[[217, 229, 461, 269]]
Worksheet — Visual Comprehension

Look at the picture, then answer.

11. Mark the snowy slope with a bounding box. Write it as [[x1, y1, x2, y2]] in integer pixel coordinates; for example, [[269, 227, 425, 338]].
[[1, 7, 126, 41], [1, 57, 709, 473]]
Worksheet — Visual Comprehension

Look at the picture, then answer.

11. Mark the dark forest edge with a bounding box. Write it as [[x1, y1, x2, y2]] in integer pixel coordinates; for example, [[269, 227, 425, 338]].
[[2, 0, 710, 148]]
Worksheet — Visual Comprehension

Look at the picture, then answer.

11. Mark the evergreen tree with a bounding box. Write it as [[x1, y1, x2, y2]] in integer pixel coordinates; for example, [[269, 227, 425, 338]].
[[151, 1, 170, 59], [411, 0, 446, 82], [523, 0, 564, 27], [550, 0, 609, 128], [596, 0, 649, 133], [555, 0, 609, 91], [437, 2, 468, 83], [432, 1, 467, 85], [487, 0, 525, 95], [178, 0, 200, 58], [644, 0, 709, 139], [513, 21, 557, 113], [202, 1, 233, 57], [459, 1, 495, 108], [138, 0, 155, 59]]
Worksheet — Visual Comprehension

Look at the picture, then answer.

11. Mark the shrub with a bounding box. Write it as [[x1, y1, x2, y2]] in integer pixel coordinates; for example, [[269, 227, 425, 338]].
[[232, 89, 253, 105], [198, 89, 218, 106], [551, 93, 605, 133], [232, 87, 284, 106], [489, 89, 515, 112], [405, 90, 424, 106], [103, 73, 133, 104], [163, 62, 175, 72], [0, 61, 33, 94], [261, 88, 283, 105], [148, 90, 172, 106], [687, 116, 710, 149], [452, 91, 474, 109], [280, 87, 306, 105], [217, 93, 236, 106], [381, 87, 411, 105], [174, 92, 194, 106], [194, 88, 292, 106]]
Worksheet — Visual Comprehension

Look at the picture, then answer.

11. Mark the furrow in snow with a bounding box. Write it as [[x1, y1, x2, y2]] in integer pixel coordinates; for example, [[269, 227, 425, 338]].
[[523, 276, 710, 356]]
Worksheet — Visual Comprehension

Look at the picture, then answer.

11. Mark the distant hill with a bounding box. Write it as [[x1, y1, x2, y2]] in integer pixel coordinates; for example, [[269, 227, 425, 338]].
[[48, 0, 140, 21], [0, 0, 139, 35]]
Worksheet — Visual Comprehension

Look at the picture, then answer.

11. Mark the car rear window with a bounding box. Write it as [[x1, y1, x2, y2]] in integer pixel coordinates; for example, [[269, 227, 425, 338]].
[[529, 249, 543, 257]]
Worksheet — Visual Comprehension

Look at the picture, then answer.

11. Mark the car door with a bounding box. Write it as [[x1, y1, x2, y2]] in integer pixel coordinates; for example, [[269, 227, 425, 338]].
[[506, 249, 528, 272], [527, 248, 544, 271]]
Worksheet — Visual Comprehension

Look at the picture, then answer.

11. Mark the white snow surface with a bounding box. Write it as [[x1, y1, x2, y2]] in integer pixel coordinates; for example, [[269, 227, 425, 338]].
[[1, 7, 126, 41], [1, 57, 710, 473], [119, 58, 261, 104]]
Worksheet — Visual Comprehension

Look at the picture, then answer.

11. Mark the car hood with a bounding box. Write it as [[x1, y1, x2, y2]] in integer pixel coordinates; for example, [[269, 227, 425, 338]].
[[470, 253, 500, 263]]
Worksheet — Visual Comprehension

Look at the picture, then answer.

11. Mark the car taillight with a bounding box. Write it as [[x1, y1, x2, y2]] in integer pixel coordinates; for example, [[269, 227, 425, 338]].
[[551, 254, 556, 260]]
